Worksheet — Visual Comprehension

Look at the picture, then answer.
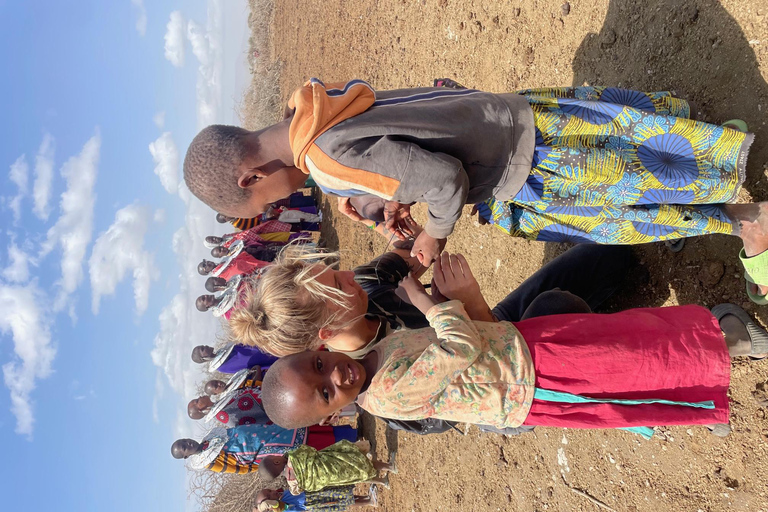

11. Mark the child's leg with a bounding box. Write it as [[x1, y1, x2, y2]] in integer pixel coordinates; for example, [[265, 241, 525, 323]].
[[372, 460, 396, 473], [721, 203, 768, 298], [366, 475, 389, 489], [349, 499, 374, 508], [519, 289, 591, 320], [491, 245, 634, 322]]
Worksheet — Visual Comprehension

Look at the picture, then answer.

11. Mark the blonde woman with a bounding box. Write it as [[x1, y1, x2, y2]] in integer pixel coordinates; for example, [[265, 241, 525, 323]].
[[228, 235, 634, 358]]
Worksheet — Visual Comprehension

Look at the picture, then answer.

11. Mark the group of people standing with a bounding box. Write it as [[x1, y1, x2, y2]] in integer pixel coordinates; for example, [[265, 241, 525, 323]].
[[175, 196, 391, 511], [194, 192, 321, 318], [173, 77, 768, 510]]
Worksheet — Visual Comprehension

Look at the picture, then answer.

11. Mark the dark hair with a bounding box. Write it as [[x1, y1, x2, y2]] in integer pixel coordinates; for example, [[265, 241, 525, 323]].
[[261, 355, 321, 429], [211, 246, 228, 258], [183, 125, 255, 212], [205, 277, 226, 293], [187, 399, 205, 420], [191, 345, 208, 364], [257, 456, 284, 480], [196, 295, 213, 312], [197, 260, 212, 276]]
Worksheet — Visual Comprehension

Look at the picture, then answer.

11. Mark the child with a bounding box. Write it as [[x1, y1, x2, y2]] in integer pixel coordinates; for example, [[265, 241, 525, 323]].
[[183, 79, 768, 302], [258, 440, 394, 494], [254, 485, 377, 511], [259, 252, 767, 436]]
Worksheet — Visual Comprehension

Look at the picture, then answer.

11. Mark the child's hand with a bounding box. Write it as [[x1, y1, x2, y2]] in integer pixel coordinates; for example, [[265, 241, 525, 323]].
[[383, 201, 415, 240], [411, 232, 447, 266], [337, 197, 365, 222], [399, 273, 437, 314], [433, 252, 495, 321]]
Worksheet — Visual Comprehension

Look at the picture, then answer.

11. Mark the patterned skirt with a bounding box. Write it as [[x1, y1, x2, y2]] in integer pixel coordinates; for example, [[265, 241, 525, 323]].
[[304, 486, 355, 511], [480, 87, 754, 244]]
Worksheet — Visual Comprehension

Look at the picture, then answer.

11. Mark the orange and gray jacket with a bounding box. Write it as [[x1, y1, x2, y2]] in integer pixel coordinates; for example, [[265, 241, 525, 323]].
[[288, 78, 535, 238]]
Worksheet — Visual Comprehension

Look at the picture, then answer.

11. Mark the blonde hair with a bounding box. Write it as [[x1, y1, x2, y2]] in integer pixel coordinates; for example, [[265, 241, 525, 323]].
[[228, 244, 354, 356]]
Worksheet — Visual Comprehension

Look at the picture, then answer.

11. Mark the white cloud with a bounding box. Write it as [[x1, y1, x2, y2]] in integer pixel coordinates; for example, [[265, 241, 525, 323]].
[[186, 3, 223, 129], [152, 370, 164, 423], [153, 111, 166, 129], [0, 283, 55, 438], [32, 134, 56, 221], [7, 155, 28, 221], [151, 186, 222, 401], [2, 243, 31, 283], [164, 11, 186, 67], [153, 1, 252, 434], [88, 203, 159, 316], [40, 131, 100, 312], [131, 0, 147, 36], [148, 132, 180, 194], [154, 208, 167, 223]]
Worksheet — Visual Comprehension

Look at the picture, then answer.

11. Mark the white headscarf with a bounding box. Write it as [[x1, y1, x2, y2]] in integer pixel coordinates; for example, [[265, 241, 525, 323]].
[[211, 275, 242, 317], [211, 240, 244, 277], [187, 427, 228, 470], [203, 369, 250, 423], [207, 344, 235, 373]]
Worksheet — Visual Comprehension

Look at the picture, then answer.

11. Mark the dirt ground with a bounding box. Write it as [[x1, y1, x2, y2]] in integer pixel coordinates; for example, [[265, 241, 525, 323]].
[[262, 1, 768, 510]]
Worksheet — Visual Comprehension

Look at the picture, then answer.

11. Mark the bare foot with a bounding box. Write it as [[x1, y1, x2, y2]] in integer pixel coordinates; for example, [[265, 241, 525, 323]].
[[734, 203, 768, 296]]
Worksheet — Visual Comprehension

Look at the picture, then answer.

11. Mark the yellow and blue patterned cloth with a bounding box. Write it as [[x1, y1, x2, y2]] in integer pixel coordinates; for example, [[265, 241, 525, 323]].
[[480, 87, 754, 244]]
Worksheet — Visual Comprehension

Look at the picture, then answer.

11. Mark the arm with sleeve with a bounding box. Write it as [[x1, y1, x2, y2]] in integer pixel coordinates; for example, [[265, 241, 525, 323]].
[[384, 300, 483, 409], [392, 145, 469, 239], [334, 137, 470, 239]]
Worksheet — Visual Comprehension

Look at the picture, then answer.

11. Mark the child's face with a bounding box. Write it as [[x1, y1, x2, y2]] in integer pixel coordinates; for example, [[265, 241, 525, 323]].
[[282, 351, 366, 425], [310, 265, 369, 331], [227, 164, 308, 218]]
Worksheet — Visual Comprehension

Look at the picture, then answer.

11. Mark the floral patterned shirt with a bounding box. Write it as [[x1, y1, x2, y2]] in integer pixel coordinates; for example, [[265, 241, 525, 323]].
[[357, 300, 535, 428]]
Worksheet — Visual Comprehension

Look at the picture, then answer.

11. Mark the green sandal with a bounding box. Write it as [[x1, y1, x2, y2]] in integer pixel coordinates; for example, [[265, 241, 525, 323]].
[[739, 248, 768, 305], [723, 119, 748, 132]]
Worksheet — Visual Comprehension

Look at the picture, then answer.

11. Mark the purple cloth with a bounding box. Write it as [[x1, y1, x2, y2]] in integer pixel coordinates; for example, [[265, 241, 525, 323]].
[[216, 345, 278, 374]]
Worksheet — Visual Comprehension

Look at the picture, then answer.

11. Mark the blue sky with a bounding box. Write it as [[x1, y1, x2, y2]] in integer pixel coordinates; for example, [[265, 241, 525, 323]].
[[0, 1, 251, 509]]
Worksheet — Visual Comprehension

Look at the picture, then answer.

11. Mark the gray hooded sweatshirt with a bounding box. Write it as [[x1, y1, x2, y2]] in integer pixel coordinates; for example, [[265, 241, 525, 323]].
[[309, 86, 536, 238]]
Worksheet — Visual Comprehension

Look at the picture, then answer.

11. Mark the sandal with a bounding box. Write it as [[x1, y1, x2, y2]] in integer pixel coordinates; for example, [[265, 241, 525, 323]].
[[739, 249, 768, 305], [664, 239, 685, 253], [369, 484, 378, 507], [722, 119, 748, 132], [711, 303, 768, 359]]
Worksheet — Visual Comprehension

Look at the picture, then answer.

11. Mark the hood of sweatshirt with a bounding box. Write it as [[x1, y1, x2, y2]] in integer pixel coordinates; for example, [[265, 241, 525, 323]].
[[287, 78, 375, 173]]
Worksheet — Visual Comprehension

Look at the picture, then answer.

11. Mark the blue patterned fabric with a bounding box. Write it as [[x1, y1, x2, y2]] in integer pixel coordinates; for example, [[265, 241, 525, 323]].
[[482, 87, 754, 244], [223, 423, 307, 465]]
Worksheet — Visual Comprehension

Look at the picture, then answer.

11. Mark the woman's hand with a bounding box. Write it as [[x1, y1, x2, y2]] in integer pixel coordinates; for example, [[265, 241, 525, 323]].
[[337, 197, 365, 222], [399, 273, 437, 315], [410, 231, 447, 266], [433, 252, 494, 322]]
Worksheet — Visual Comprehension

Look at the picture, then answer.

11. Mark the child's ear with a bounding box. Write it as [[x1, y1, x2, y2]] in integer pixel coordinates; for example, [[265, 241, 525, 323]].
[[319, 410, 341, 426], [318, 327, 333, 341], [238, 172, 262, 189]]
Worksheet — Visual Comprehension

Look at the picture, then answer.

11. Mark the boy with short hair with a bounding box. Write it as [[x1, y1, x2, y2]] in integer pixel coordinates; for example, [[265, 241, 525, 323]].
[[183, 79, 768, 299]]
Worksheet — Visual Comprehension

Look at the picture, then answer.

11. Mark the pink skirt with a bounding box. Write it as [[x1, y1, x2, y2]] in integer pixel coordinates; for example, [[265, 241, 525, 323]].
[[516, 305, 730, 429]]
